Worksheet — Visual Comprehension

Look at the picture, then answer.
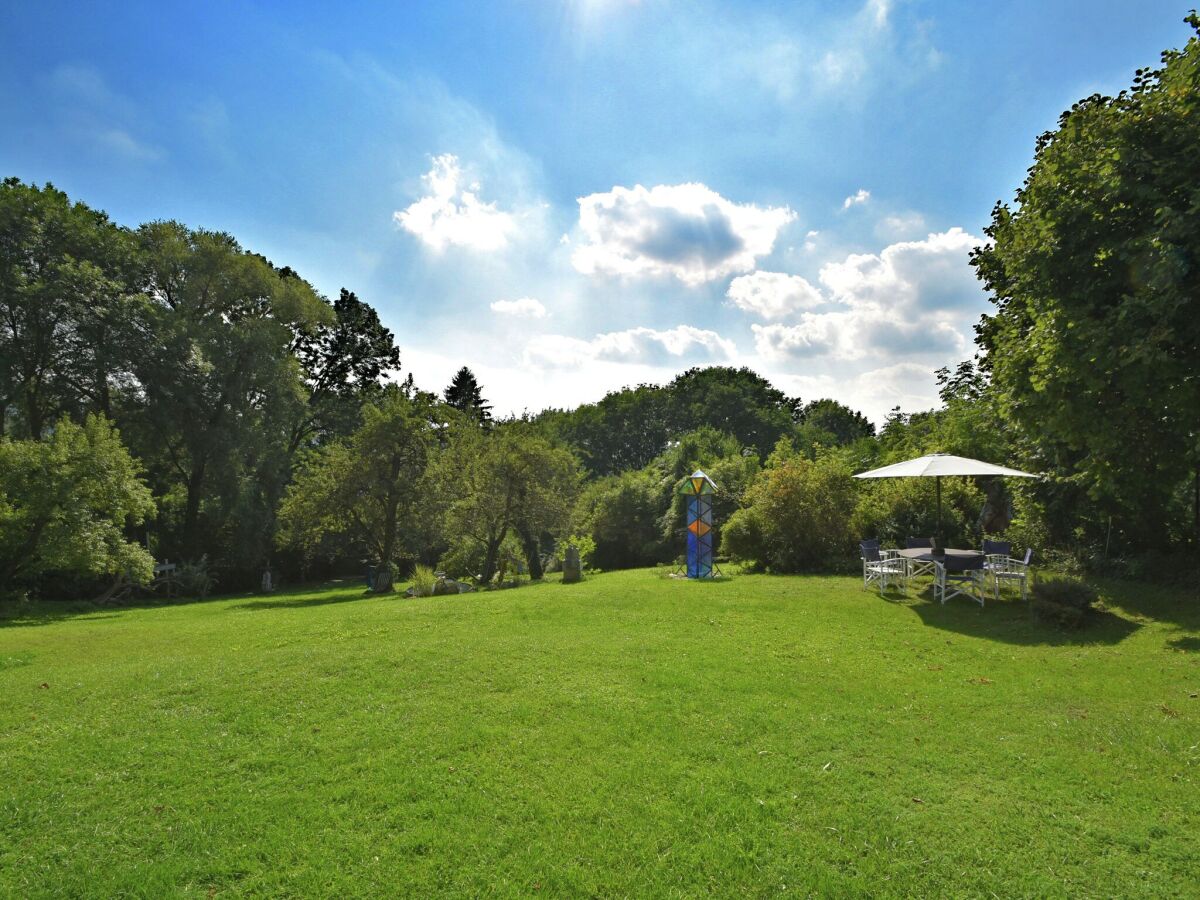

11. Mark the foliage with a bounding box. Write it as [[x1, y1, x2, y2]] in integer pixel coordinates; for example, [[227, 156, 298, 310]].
[[409, 564, 436, 598], [852, 475, 984, 549], [1031, 574, 1100, 629], [0, 415, 155, 590], [972, 15, 1200, 550], [0, 179, 141, 439], [175, 557, 215, 599], [573, 468, 671, 570], [561, 533, 597, 570], [288, 287, 401, 454], [435, 422, 580, 582], [277, 387, 443, 579], [795, 398, 875, 450], [723, 449, 859, 572], [443, 366, 493, 426]]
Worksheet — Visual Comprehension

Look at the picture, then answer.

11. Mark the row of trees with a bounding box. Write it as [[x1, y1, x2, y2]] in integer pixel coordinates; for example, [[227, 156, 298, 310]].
[[3, 16, 1197, 597]]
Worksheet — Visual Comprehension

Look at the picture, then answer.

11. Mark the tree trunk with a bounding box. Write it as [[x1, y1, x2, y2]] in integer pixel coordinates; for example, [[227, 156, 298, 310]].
[[518, 525, 544, 580], [482, 529, 507, 584], [182, 458, 208, 558]]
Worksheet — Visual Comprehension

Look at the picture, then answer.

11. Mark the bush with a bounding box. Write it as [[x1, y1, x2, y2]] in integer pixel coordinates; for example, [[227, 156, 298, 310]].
[[852, 474, 983, 550], [1031, 574, 1099, 629], [175, 558, 215, 599], [572, 469, 671, 570], [560, 534, 597, 571], [722, 452, 858, 572]]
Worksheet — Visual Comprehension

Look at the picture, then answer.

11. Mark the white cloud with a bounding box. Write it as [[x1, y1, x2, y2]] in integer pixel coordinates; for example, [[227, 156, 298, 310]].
[[750, 227, 983, 364], [819, 227, 983, 311], [525, 325, 736, 369], [571, 183, 796, 285], [490, 297, 547, 318], [875, 211, 927, 240], [842, 188, 871, 209], [727, 271, 824, 320], [394, 153, 516, 252]]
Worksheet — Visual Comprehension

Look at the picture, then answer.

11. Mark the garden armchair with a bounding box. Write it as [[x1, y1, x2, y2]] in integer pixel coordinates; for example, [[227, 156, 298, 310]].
[[934, 553, 987, 607], [861, 540, 906, 595]]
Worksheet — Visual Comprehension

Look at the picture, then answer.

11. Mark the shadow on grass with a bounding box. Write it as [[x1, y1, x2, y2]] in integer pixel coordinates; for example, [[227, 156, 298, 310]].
[[232, 590, 369, 612], [0, 579, 366, 628], [1167, 635, 1200, 653], [1090, 578, 1200, 631], [905, 590, 1140, 647]]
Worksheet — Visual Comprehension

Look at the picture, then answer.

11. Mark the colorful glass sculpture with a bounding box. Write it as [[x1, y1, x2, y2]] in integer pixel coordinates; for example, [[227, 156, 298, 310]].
[[677, 469, 717, 578]]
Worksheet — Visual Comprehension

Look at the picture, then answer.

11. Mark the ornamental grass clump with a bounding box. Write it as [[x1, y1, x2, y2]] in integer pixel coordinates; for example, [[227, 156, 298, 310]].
[[1031, 574, 1099, 629], [409, 564, 436, 598]]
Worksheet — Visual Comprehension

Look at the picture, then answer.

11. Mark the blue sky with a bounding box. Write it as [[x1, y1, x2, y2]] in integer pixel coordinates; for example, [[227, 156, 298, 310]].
[[1, 1, 1193, 422]]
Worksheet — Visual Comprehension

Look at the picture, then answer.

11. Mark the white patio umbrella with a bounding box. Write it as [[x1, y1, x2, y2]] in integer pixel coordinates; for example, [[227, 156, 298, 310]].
[[854, 453, 1038, 537]]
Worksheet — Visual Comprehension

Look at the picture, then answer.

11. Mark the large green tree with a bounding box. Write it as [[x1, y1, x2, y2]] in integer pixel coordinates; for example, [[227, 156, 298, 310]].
[[972, 15, 1200, 547], [288, 287, 401, 455], [0, 415, 155, 593], [127, 222, 331, 560], [277, 387, 444, 592], [437, 422, 579, 582], [443, 366, 493, 427], [0, 179, 141, 438]]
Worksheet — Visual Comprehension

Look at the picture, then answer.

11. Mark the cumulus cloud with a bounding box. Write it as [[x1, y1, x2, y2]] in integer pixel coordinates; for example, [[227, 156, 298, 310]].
[[819, 227, 982, 311], [490, 297, 547, 318], [571, 183, 796, 285], [394, 154, 516, 252], [747, 228, 983, 363], [525, 325, 736, 369], [842, 188, 871, 209], [727, 271, 824, 320]]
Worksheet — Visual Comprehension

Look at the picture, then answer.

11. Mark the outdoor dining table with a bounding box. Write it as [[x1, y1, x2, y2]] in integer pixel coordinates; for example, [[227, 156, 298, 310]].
[[896, 548, 985, 564]]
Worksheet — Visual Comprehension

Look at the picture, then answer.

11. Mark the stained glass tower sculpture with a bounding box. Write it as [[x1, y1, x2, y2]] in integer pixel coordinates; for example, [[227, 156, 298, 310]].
[[677, 470, 718, 578]]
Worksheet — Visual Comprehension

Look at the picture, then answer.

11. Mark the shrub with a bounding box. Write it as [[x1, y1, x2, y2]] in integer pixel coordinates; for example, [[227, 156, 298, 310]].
[[722, 452, 858, 572], [1031, 574, 1099, 629], [852, 474, 983, 550], [561, 534, 597, 570], [572, 469, 671, 570], [175, 558, 215, 599]]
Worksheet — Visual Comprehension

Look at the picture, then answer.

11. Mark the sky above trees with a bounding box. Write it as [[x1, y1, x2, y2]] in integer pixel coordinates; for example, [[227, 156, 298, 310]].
[[0, 0, 1192, 422]]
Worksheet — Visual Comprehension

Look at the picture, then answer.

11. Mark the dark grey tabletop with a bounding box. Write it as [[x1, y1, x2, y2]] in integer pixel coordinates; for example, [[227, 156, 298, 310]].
[[896, 548, 985, 562]]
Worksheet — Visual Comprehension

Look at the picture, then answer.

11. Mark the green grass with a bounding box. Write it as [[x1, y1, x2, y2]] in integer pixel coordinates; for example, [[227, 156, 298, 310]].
[[1, 570, 1197, 897]]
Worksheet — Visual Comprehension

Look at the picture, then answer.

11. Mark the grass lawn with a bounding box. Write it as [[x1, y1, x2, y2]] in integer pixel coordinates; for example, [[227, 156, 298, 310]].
[[1, 569, 1198, 897]]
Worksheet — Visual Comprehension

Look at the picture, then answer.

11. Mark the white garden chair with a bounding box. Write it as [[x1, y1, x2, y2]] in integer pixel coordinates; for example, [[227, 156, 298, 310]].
[[990, 548, 1033, 601], [861, 540, 906, 594]]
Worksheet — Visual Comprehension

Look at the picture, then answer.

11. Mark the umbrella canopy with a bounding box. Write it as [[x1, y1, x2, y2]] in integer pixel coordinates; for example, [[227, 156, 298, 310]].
[[853, 453, 1037, 480], [854, 453, 1037, 540]]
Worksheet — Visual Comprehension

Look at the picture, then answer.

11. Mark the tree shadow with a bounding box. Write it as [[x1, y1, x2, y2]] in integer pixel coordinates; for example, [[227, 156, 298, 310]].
[[1091, 578, 1200, 632], [904, 589, 1141, 647], [232, 589, 374, 612], [1166, 635, 1200, 653], [0, 579, 367, 627]]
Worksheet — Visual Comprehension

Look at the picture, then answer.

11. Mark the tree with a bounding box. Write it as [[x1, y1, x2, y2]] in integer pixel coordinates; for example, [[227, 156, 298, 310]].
[[665, 367, 800, 459], [443, 366, 492, 426], [972, 15, 1200, 548], [288, 287, 401, 454], [0, 415, 155, 593], [127, 222, 331, 560], [437, 423, 579, 582], [796, 399, 875, 449], [572, 469, 672, 570], [277, 387, 443, 592], [0, 179, 140, 438], [539, 384, 670, 476], [722, 448, 859, 573]]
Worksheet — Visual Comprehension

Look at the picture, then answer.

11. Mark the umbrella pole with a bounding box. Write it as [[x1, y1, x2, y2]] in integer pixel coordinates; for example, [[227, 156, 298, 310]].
[[936, 476, 942, 541]]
